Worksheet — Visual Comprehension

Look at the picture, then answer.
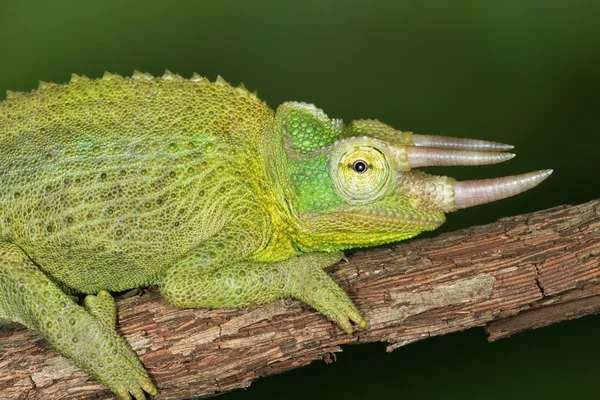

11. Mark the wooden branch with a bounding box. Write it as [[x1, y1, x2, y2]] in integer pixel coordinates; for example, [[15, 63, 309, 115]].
[[1, 200, 599, 399]]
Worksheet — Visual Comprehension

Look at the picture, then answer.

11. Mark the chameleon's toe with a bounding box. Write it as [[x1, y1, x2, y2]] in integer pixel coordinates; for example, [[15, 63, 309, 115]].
[[115, 387, 132, 400], [141, 378, 159, 395], [332, 313, 353, 334], [130, 386, 147, 400], [113, 373, 156, 400], [348, 307, 367, 329], [128, 366, 157, 399], [329, 299, 366, 334]]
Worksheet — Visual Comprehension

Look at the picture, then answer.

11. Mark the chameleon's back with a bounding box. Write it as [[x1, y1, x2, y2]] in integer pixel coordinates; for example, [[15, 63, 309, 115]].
[[0, 73, 275, 293]]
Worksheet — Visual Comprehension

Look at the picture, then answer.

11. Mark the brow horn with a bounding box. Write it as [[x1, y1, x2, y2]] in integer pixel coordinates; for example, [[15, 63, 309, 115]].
[[452, 170, 553, 210], [411, 134, 514, 151], [406, 147, 515, 168]]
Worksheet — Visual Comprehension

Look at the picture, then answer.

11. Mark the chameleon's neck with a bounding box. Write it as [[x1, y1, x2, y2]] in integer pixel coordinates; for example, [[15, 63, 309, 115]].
[[250, 123, 302, 262]]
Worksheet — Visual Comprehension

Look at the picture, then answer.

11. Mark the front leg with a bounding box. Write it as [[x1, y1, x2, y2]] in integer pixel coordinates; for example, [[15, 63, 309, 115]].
[[160, 252, 366, 333]]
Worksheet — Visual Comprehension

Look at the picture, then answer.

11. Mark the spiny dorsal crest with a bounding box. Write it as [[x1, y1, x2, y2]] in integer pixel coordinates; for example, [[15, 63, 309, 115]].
[[5, 90, 25, 100], [4, 70, 260, 102]]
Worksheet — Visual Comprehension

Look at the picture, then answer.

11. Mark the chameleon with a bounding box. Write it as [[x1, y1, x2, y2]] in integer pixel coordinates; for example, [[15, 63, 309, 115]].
[[0, 70, 551, 399]]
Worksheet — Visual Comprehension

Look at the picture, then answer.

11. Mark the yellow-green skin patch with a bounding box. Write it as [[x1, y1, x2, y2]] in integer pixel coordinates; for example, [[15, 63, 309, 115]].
[[0, 73, 450, 399], [0, 75, 279, 293]]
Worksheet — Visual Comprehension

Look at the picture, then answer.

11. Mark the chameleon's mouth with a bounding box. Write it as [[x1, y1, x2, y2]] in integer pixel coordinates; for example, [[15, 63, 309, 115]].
[[346, 207, 445, 230]]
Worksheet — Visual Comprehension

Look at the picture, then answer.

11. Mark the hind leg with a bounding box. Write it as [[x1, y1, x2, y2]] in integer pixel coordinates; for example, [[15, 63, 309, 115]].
[[0, 242, 156, 400]]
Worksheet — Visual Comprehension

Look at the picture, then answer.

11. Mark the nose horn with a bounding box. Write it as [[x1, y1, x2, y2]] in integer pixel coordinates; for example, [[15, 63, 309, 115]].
[[453, 170, 553, 210]]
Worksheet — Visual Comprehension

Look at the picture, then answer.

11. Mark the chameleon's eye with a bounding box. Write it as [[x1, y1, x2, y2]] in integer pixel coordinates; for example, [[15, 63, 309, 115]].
[[351, 160, 368, 173], [332, 144, 392, 204]]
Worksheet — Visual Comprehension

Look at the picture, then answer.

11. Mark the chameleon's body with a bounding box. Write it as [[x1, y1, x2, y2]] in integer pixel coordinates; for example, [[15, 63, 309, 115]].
[[0, 73, 280, 293], [0, 71, 550, 399]]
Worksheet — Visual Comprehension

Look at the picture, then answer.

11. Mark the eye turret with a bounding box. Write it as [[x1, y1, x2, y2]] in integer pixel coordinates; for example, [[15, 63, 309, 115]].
[[332, 140, 392, 204]]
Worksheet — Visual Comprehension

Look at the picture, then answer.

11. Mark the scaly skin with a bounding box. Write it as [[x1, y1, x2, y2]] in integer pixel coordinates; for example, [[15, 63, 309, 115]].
[[0, 71, 544, 399]]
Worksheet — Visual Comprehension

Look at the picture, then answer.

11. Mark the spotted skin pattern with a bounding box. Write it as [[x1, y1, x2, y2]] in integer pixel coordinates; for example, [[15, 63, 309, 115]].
[[0, 71, 466, 399]]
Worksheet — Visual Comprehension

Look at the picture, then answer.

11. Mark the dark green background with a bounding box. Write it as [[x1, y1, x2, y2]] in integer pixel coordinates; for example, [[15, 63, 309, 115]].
[[1, 1, 599, 399]]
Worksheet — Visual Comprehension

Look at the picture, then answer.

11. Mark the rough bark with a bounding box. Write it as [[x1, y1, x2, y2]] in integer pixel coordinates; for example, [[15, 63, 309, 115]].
[[1, 200, 599, 400]]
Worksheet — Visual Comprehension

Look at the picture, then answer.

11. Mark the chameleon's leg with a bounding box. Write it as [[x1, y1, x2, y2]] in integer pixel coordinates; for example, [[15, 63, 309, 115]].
[[160, 251, 366, 333], [158, 220, 269, 295], [0, 242, 156, 400]]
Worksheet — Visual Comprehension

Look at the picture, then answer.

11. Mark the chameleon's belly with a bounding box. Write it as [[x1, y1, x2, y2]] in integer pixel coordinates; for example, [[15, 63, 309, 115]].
[[0, 133, 262, 293]]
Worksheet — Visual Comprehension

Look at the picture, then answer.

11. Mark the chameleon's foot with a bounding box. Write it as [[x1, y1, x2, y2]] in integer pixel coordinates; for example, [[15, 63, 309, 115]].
[[95, 333, 157, 399], [81, 293, 157, 399], [82, 293, 157, 399], [53, 305, 158, 400], [289, 257, 367, 334]]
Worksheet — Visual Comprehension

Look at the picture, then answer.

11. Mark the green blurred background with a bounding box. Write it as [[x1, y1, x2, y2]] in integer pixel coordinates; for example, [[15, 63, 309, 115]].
[[1, 0, 598, 399]]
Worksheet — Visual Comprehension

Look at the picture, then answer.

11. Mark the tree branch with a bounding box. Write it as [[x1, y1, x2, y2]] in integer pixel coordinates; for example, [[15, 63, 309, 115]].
[[1, 200, 599, 399]]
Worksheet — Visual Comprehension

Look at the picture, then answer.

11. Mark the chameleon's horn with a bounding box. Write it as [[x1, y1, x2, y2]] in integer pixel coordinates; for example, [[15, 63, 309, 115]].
[[452, 170, 553, 210], [406, 147, 515, 168], [411, 134, 514, 151]]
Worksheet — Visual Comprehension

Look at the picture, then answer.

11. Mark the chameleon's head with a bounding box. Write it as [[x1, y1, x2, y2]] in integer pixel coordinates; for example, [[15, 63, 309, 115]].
[[277, 102, 552, 252]]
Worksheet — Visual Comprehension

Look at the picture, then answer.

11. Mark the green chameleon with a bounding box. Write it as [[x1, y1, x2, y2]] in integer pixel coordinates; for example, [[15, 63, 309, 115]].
[[0, 70, 551, 399]]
